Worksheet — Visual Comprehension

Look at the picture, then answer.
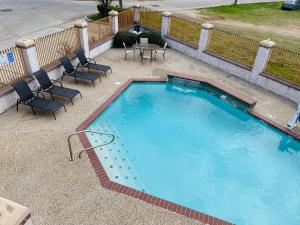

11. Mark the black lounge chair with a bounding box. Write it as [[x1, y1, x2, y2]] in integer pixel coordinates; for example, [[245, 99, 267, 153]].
[[33, 69, 82, 105], [11, 79, 66, 120], [59, 56, 100, 87], [75, 49, 112, 77]]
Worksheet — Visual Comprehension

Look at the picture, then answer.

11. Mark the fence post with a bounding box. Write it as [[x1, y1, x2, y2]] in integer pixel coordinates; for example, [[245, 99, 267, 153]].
[[74, 20, 89, 57], [133, 3, 141, 23], [250, 39, 275, 80], [109, 10, 119, 34], [198, 22, 213, 60], [161, 11, 172, 39], [15, 38, 40, 74]]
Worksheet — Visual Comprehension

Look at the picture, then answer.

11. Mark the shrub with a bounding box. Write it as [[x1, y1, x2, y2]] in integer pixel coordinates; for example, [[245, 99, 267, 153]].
[[138, 31, 164, 47], [97, 0, 112, 17], [113, 31, 137, 48]]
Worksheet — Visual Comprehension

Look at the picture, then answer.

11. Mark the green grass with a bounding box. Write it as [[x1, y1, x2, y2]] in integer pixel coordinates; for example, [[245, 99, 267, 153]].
[[87, 13, 103, 21], [199, 2, 300, 27]]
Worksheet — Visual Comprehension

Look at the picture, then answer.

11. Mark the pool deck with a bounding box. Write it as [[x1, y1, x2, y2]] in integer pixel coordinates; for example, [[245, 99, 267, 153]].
[[1, 48, 299, 225]]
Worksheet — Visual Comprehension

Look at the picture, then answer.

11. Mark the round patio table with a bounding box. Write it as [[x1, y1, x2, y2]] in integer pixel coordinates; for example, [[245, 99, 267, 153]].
[[132, 43, 160, 51], [132, 43, 161, 63]]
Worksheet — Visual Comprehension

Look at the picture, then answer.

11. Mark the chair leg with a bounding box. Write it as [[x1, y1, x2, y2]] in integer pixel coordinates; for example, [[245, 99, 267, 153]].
[[70, 98, 74, 105], [50, 93, 55, 101], [63, 104, 67, 112], [110, 68, 112, 73], [74, 77, 78, 84], [52, 112, 56, 120], [92, 81, 95, 87], [163, 53, 165, 60], [79, 92, 82, 98], [31, 106, 36, 116], [16, 100, 19, 111]]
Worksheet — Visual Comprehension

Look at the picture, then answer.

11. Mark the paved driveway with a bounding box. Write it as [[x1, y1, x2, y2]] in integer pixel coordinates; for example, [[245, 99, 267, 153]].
[[0, 0, 280, 49]]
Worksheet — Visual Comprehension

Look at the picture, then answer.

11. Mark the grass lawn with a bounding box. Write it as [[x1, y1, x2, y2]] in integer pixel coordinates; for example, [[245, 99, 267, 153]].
[[199, 2, 300, 27], [198, 2, 300, 51]]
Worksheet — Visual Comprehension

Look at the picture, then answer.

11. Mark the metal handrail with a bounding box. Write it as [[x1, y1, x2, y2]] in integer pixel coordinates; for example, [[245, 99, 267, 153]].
[[67, 130, 115, 161]]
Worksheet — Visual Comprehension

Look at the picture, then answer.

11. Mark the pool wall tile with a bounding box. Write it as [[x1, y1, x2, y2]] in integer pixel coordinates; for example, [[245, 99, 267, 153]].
[[76, 75, 300, 225]]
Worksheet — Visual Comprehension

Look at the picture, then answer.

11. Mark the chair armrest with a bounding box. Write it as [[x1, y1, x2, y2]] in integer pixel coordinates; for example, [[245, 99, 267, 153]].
[[33, 90, 45, 99], [51, 79, 63, 87], [87, 58, 97, 64], [74, 65, 84, 72]]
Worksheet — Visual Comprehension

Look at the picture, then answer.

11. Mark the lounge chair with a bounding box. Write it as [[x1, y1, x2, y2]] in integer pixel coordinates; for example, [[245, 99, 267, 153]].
[[75, 49, 112, 77], [11, 79, 66, 120], [59, 56, 100, 87], [33, 69, 82, 105]]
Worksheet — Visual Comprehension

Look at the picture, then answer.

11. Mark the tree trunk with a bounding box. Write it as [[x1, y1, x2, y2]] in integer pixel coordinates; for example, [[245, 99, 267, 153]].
[[119, 0, 123, 8], [234, 0, 238, 4]]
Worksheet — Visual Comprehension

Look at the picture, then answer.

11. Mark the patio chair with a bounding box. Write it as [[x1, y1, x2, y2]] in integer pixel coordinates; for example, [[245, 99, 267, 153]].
[[59, 56, 100, 87], [155, 42, 168, 60], [140, 38, 148, 46], [141, 49, 152, 64], [123, 42, 135, 60], [33, 69, 82, 105], [11, 79, 66, 120], [74, 49, 112, 77]]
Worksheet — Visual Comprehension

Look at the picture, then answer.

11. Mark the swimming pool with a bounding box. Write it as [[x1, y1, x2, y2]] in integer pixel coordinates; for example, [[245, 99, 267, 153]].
[[83, 76, 300, 225]]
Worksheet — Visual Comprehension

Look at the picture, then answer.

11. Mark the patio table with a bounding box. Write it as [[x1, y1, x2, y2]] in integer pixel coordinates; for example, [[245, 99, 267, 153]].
[[132, 43, 161, 62]]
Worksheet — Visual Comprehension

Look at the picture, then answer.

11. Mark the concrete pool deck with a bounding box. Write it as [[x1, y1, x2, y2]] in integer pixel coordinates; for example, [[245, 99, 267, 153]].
[[0, 48, 299, 225]]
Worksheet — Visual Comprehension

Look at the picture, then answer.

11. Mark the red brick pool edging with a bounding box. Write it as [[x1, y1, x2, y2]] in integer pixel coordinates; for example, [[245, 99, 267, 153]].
[[76, 74, 300, 225]]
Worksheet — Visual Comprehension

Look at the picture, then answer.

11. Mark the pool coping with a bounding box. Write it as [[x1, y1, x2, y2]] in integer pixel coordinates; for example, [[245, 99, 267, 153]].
[[76, 74, 300, 225]]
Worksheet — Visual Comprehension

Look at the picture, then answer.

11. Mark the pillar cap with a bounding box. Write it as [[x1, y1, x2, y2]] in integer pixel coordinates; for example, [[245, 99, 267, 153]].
[[74, 20, 88, 28], [259, 39, 276, 48], [133, 3, 141, 8], [162, 11, 172, 17], [15, 38, 35, 48], [109, 10, 119, 16], [0, 197, 30, 225], [201, 22, 214, 30]]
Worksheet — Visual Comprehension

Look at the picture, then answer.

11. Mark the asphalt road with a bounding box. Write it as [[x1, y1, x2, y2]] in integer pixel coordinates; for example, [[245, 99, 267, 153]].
[[0, 0, 280, 49]]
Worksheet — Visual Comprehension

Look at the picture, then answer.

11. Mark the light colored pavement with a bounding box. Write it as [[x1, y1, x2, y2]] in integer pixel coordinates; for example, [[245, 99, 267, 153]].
[[0, 0, 280, 49], [0, 48, 299, 225]]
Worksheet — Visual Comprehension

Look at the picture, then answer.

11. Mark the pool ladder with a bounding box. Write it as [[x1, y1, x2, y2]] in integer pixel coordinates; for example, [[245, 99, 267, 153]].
[[67, 130, 115, 161]]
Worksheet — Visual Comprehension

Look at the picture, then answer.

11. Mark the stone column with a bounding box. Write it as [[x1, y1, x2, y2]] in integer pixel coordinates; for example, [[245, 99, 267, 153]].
[[133, 3, 141, 23], [109, 10, 119, 35], [250, 39, 276, 80], [199, 22, 214, 52], [161, 11, 172, 39], [0, 197, 33, 225], [74, 20, 89, 57], [15, 38, 40, 74]]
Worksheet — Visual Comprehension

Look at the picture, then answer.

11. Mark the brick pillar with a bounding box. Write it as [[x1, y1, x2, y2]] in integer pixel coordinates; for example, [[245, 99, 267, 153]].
[[161, 11, 172, 39], [15, 38, 40, 74], [250, 39, 275, 80], [74, 20, 89, 57], [109, 10, 119, 35], [133, 3, 141, 23], [198, 22, 213, 60]]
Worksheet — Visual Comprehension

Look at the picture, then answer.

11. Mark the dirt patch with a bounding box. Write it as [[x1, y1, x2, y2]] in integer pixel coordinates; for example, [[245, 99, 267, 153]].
[[172, 9, 300, 38]]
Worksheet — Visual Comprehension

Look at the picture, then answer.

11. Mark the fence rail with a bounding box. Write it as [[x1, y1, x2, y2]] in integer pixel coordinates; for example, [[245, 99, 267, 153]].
[[140, 10, 162, 31], [265, 47, 300, 86], [0, 47, 28, 90], [207, 28, 259, 67], [87, 16, 113, 48], [169, 16, 200, 47], [118, 8, 134, 30], [35, 27, 81, 68]]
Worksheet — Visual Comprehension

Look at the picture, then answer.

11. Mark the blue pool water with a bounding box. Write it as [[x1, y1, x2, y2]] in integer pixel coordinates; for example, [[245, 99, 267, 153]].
[[86, 82, 300, 225]]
